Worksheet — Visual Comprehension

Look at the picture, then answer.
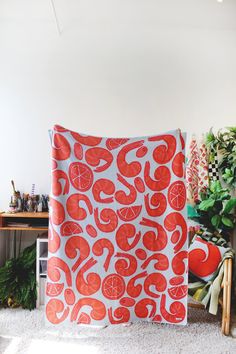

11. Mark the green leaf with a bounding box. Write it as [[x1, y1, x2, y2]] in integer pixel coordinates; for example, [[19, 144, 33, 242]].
[[206, 129, 216, 146], [199, 192, 207, 201], [224, 168, 232, 176], [225, 177, 234, 184], [220, 192, 231, 201], [187, 204, 199, 218], [223, 199, 236, 214], [221, 216, 234, 228], [211, 215, 221, 228], [198, 199, 215, 211], [209, 181, 220, 193]]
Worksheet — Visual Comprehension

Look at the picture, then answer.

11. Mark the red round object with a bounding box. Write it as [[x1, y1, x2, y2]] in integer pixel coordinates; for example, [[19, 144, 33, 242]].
[[102, 274, 125, 300]]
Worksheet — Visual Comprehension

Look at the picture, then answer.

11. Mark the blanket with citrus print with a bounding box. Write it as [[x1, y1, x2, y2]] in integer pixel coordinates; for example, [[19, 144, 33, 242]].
[[46, 125, 188, 326]]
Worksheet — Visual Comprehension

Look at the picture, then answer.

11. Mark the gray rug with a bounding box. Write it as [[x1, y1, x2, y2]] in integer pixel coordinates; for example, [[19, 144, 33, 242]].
[[0, 306, 236, 354]]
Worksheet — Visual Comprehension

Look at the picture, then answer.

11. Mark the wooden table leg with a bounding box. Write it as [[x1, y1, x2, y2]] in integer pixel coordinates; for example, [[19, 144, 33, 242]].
[[225, 258, 232, 336], [221, 259, 228, 335]]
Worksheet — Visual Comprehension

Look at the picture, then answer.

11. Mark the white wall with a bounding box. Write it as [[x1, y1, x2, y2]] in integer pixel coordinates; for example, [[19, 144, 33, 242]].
[[0, 0, 236, 258]]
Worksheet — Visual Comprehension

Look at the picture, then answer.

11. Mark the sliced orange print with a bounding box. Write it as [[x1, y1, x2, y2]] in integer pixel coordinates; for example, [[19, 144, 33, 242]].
[[102, 274, 125, 300], [60, 221, 83, 236], [117, 205, 142, 222], [168, 285, 188, 300], [46, 283, 64, 297], [168, 181, 186, 211], [69, 162, 93, 191]]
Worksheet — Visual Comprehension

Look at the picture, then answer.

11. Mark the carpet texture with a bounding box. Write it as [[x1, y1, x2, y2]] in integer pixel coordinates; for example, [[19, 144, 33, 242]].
[[0, 306, 236, 354]]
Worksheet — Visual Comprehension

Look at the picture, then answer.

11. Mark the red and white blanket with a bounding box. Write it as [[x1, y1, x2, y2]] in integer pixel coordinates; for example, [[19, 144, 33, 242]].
[[46, 125, 188, 326]]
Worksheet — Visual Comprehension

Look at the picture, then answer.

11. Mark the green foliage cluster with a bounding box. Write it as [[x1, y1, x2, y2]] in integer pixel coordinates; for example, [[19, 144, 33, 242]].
[[206, 127, 236, 189], [0, 243, 36, 310], [195, 181, 236, 236]]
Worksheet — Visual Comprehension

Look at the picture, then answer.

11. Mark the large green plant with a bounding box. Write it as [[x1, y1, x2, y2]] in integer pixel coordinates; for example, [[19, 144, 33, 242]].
[[195, 181, 236, 236], [206, 127, 236, 189], [0, 242, 37, 310]]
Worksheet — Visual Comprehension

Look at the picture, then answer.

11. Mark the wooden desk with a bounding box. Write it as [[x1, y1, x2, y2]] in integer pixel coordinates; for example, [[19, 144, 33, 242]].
[[0, 212, 49, 258]]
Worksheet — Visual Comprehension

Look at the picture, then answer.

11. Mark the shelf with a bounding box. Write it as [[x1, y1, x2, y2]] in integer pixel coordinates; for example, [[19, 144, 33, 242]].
[[37, 235, 49, 307], [39, 250, 48, 260], [40, 250, 48, 257], [0, 212, 49, 218], [38, 236, 48, 241], [0, 212, 49, 231], [0, 227, 48, 231]]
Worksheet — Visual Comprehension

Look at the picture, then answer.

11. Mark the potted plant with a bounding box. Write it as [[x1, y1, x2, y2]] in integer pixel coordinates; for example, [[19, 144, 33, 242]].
[[0, 243, 37, 310], [193, 181, 236, 240], [206, 127, 236, 190]]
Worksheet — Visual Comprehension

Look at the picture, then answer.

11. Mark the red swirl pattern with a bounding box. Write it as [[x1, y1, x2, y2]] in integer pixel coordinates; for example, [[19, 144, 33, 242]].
[[46, 125, 187, 326]]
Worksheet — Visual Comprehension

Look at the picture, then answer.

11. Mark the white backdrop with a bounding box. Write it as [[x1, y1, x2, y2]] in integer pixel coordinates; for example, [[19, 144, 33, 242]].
[[0, 0, 236, 261]]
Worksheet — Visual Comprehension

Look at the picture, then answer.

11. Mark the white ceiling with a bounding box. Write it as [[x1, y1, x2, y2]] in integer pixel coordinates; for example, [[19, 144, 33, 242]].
[[0, 0, 236, 32]]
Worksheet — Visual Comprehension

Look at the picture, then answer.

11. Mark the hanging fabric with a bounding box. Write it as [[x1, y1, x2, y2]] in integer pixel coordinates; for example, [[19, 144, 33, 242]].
[[45, 125, 188, 327], [197, 134, 209, 197], [208, 149, 219, 182], [186, 135, 199, 203]]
